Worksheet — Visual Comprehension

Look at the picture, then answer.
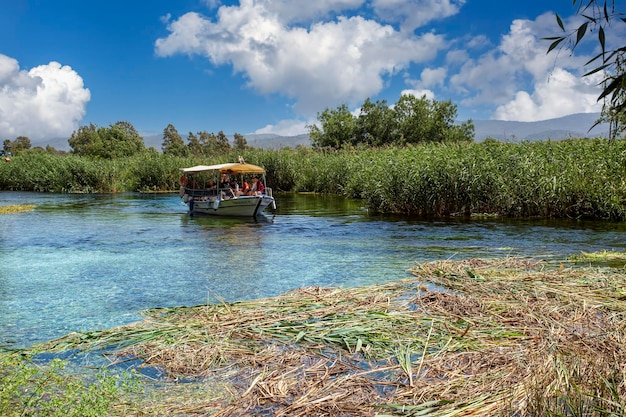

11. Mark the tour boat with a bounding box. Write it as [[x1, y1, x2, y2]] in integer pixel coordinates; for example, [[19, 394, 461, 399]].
[[180, 160, 276, 217]]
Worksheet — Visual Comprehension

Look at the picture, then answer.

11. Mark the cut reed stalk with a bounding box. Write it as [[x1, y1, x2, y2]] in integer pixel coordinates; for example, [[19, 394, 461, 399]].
[[20, 254, 626, 416]]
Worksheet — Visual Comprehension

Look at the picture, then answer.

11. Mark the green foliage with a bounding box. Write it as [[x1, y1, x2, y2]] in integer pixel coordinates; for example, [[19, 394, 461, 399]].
[[186, 131, 202, 156], [161, 124, 188, 157], [308, 103, 356, 149], [127, 153, 185, 191], [233, 132, 247, 150], [186, 130, 235, 157], [11, 136, 32, 153], [216, 130, 231, 153], [0, 152, 122, 192], [355, 98, 395, 146], [0, 354, 140, 417], [68, 122, 145, 159], [308, 95, 474, 149]]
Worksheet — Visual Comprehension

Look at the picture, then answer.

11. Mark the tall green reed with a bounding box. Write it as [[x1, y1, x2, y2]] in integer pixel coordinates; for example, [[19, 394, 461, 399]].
[[1, 139, 625, 220]]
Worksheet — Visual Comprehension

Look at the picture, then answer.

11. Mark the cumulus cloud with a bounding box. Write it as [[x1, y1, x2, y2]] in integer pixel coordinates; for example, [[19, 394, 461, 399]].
[[448, 12, 603, 121], [155, 0, 447, 116], [0, 54, 90, 140], [493, 68, 603, 121], [418, 67, 447, 88]]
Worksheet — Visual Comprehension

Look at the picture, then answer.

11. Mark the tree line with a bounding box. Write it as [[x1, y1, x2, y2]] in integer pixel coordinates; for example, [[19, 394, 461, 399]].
[[307, 94, 475, 149], [1, 122, 251, 159]]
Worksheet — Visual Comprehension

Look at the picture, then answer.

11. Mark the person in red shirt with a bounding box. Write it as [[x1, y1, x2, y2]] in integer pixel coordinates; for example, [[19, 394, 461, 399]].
[[248, 176, 265, 195]]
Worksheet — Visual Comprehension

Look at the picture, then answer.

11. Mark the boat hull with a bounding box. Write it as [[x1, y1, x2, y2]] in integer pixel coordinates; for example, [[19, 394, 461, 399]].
[[187, 195, 275, 217]]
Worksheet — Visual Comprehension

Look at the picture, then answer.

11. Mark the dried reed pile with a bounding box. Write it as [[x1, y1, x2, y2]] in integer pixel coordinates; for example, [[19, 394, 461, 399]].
[[36, 255, 626, 416], [0, 204, 35, 214]]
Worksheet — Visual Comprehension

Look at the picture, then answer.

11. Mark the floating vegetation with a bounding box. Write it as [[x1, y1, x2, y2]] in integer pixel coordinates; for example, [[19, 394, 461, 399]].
[[568, 249, 626, 263], [20, 255, 626, 416], [0, 204, 35, 214]]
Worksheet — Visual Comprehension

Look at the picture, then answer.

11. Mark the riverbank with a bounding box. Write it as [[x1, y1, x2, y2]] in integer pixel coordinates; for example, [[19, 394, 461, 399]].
[[9, 252, 624, 416]]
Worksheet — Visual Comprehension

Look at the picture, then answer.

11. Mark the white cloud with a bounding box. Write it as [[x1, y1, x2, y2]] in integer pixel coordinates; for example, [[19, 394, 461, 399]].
[[0, 54, 90, 140], [155, 1, 446, 116], [256, 0, 365, 24], [418, 67, 446, 88], [201, 0, 222, 10], [493, 68, 603, 121], [371, 0, 465, 32], [400, 89, 435, 100], [254, 118, 311, 136], [448, 13, 603, 121]]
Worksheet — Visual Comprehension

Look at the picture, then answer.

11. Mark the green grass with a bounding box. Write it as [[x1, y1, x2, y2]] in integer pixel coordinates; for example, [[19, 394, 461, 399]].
[[0, 354, 140, 417]]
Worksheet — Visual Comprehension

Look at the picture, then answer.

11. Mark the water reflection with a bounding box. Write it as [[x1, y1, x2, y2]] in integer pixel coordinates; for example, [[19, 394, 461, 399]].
[[0, 191, 625, 348]]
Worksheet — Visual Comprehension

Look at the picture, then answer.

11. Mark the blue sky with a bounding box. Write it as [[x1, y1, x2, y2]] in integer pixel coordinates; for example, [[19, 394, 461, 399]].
[[0, 0, 617, 146]]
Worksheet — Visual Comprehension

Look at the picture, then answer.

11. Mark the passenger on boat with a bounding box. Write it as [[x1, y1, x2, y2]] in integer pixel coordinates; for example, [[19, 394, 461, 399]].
[[229, 180, 239, 198], [206, 180, 218, 196], [219, 173, 230, 189], [247, 176, 265, 195], [236, 181, 250, 196]]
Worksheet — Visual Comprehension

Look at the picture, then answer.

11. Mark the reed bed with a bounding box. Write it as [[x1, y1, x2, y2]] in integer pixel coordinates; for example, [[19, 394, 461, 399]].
[[2, 138, 626, 219], [26, 255, 626, 416]]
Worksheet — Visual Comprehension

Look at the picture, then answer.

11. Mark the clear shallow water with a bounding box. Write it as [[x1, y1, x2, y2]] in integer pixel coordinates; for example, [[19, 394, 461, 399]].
[[1, 191, 625, 349]]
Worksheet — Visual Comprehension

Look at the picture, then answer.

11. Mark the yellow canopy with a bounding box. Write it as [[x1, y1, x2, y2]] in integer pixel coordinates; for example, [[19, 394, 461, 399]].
[[180, 162, 266, 175]]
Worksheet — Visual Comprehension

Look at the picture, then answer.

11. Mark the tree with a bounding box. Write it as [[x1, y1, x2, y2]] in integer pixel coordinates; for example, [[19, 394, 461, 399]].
[[233, 133, 248, 150], [308, 96, 473, 149], [216, 130, 231, 153], [68, 121, 145, 158], [103, 121, 145, 158], [69, 123, 103, 157], [187, 131, 203, 156], [11, 136, 31, 153], [307, 103, 356, 149], [198, 131, 219, 155], [393, 94, 433, 144], [546, 0, 625, 137], [162, 124, 188, 157], [355, 98, 396, 146]]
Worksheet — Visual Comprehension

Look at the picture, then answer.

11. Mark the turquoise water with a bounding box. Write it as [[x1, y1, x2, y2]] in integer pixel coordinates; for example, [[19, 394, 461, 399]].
[[1, 191, 625, 348]]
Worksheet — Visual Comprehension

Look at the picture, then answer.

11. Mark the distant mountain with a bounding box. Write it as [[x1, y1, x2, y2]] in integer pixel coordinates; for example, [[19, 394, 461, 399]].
[[243, 133, 310, 149], [472, 113, 609, 142], [31, 112, 611, 151]]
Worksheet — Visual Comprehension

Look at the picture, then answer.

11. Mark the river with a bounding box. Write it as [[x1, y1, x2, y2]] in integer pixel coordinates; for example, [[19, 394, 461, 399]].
[[1, 191, 624, 349]]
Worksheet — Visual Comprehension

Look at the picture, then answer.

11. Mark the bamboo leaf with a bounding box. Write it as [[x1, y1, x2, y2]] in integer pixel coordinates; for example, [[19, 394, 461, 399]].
[[575, 22, 588, 47], [547, 37, 565, 54], [598, 26, 605, 56], [583, 62, 610, 76], [556, 13, 565, 31]]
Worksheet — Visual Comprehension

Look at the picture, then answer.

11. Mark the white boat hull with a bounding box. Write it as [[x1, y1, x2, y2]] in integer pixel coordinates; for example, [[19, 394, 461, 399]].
[[187, 195, 275, 217]]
